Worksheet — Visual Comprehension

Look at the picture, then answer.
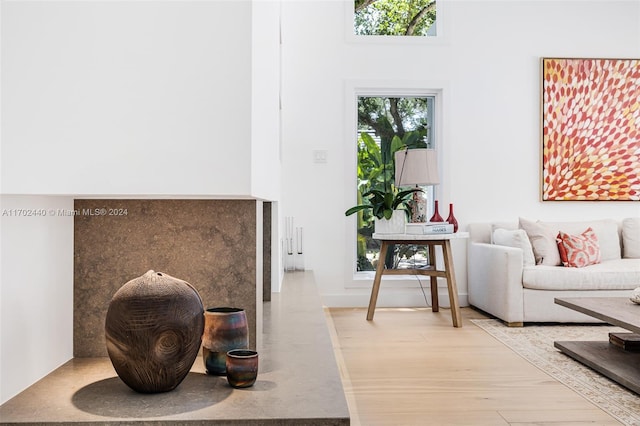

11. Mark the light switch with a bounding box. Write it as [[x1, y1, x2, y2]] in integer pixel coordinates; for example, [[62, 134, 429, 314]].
[[313, 150, 328, 164]]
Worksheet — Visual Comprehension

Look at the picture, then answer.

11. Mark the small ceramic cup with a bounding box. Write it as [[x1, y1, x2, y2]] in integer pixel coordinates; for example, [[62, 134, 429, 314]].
[[226, 349, 258, 388]]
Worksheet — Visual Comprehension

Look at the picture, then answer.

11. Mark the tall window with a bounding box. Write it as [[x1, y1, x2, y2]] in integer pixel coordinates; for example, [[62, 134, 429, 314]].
[[354, 0, 437, 36], [355, 96, 436, 271]]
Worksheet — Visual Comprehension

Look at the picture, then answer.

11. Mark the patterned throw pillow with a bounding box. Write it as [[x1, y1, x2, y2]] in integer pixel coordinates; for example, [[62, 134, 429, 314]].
[[556, 227, 601, 268]]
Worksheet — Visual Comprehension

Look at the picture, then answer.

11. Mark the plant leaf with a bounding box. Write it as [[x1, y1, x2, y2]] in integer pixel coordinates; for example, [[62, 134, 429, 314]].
[[345, 204, 371, 216], [390, 135, 404, 156]]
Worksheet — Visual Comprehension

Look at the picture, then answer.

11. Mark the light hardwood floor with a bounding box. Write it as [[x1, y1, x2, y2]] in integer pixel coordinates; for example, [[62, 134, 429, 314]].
[[326, 306, 623, 426]]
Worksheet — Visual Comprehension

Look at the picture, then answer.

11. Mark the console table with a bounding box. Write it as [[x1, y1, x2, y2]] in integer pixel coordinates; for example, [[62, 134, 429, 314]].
[[367, 232, 469, 327], [554, 297, 640, 394]]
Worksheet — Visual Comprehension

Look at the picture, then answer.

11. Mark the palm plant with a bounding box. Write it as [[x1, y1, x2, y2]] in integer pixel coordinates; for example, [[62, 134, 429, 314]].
[[345, 130, 424, 220], [346, 131, 425, 270]]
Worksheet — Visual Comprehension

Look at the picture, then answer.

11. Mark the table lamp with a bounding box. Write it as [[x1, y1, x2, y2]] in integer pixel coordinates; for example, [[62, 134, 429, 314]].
[[394, 148, 439, 223]]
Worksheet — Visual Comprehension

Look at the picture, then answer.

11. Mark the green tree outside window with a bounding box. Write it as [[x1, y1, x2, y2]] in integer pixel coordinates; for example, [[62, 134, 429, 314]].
[[355, 96, 435, 271], [355, 0, 437, 36]]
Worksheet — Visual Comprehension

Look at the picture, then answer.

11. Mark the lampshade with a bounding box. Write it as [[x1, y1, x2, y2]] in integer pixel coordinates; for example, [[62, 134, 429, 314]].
[[394, 148, 439, 187]]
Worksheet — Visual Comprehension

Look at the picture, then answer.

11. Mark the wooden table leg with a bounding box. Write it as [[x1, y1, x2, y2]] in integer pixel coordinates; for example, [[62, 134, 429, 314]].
[[427, 243, 439, 312], [366, 241, 389, 321], [442, 240, 462, 327]]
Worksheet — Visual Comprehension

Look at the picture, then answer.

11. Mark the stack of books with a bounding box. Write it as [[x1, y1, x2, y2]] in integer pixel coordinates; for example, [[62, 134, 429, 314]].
[[609, 332, 640, 351], [405, 222, 454, 235]]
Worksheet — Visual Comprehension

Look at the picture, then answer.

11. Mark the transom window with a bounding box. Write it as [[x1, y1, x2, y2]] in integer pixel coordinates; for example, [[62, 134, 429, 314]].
[[354, 0, 437, 36]]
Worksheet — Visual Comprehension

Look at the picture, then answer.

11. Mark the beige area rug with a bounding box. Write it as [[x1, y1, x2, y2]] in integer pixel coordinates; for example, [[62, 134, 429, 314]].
[[471, 319, 640, 426]]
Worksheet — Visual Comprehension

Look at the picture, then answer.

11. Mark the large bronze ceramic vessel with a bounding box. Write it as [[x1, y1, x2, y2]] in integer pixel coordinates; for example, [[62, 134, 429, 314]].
[[105, 270, 204, 393]]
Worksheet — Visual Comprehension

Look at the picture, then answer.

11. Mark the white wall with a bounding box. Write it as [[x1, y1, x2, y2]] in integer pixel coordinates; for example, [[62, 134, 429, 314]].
[[279, 0, 640, 307], [1, 0, 639, 404], [251, 0, 282, 201], [0, 196, 74, 403], [250, 0, 283, 288], [0, 0, 282, 404], [1, 1, 253, 197]]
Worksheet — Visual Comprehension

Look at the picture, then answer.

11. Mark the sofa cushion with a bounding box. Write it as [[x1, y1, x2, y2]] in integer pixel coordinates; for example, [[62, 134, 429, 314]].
[[622, 217, 640, 259], [492, 228, 536, 267], [556, 227, 601, 268], [519, 218, 621, 265], [490, 222, 518, 243], [519, 218, 558, 265], [522, 259, 640, 290]]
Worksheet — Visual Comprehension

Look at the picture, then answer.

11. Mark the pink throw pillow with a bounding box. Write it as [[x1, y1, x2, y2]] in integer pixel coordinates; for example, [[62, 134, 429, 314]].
[[556, 227, 601, 268]]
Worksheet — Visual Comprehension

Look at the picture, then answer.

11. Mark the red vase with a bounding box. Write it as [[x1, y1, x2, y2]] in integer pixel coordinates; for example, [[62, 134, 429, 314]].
[[446, 203, 458, 233], [429, 200, 444, 222]]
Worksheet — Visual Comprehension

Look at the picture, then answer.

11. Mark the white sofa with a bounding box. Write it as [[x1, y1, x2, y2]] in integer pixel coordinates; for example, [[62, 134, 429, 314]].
[[468, 217, 640, 326]]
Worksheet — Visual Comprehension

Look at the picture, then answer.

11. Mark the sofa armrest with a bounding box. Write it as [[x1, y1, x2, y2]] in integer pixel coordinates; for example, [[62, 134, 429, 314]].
[[468, 242, 525, 325]]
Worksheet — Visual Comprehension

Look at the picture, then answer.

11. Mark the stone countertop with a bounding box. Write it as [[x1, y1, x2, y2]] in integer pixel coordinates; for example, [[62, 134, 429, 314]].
[[0, 272, 350, 425]]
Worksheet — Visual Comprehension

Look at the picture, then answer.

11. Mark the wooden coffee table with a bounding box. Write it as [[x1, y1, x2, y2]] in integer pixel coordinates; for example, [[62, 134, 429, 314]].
[[554, 297, 640, 394]]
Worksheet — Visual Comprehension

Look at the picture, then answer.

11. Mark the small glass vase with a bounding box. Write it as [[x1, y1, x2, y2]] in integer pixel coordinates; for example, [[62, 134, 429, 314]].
[[446, 203, 458, 233], [429, 200, 444, 223]]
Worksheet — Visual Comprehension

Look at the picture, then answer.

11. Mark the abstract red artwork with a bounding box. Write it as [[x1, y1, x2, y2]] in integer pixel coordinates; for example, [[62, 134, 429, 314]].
[[542, 58, 640, 201]]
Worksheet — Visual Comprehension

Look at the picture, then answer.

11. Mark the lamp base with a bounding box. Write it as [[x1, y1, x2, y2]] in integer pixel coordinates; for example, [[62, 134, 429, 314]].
[[409, 191, 427, 223]]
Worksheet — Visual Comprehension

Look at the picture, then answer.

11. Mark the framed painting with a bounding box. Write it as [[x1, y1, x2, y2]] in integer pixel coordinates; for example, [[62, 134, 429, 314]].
[[541, 58, 640, 201]]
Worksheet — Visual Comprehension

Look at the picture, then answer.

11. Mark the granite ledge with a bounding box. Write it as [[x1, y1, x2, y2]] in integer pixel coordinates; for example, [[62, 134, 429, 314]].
[[0, 272, 350, 425]]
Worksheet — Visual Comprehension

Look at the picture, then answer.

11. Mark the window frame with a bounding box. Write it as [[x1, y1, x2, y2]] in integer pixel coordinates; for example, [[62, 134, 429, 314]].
[[344, 81, 446, 287]]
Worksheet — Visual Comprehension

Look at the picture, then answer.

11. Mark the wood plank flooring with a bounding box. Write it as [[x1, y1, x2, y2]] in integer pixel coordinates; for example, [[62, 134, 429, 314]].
[[326, 306, 623, 426]]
